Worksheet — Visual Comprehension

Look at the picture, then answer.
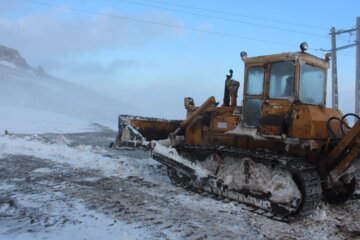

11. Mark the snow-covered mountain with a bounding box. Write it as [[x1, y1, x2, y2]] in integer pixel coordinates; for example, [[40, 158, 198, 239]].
[[0, 44, 131, 133]]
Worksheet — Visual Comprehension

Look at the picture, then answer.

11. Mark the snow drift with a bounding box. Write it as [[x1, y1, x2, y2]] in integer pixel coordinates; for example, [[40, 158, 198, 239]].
[[0, 44, 134, 132]]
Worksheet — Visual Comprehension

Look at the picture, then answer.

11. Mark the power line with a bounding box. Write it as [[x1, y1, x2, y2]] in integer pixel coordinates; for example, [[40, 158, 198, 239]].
[[320, 43, 357, 52], [338, 53, 356, 58], [336, 36, 356, 42], [142, 0, 328, 31], [21, 0, 302, 48], [333, 28, 358, 34], [315, 48, 355, 58], [116, 0, 330, 40]]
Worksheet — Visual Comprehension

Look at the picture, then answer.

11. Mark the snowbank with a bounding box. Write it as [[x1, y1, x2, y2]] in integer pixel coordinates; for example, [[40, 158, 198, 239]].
[[0, 106, 97, 134], [0, 134, 156, 179]]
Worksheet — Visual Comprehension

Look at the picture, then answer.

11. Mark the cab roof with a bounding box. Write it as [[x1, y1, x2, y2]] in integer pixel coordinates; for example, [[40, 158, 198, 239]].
[[242, 51, 328, 69]]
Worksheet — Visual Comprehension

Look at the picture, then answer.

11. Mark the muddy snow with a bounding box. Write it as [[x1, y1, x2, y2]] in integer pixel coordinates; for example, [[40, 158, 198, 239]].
[[1, 128, 360, 240]]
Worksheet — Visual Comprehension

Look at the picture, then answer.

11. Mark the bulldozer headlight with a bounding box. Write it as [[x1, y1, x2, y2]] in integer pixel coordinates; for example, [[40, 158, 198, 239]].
[[240, 51, 247, 60], [300, 42, 308, 52], [325, 53, 332, 61]]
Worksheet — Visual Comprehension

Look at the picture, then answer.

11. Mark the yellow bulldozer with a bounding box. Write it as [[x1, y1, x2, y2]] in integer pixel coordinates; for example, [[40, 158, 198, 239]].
[[113, 43, 360, 221]]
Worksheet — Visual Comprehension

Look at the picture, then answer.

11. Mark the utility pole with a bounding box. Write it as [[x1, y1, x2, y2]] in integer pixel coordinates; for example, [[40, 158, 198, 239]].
[[321, 20, 358, 111], [356, 17, 360, 115], [331, 27, 338, 109]]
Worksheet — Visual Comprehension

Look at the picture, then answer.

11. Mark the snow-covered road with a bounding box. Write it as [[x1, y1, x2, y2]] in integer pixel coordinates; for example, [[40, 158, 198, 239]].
[[1, 129, 360, 240]]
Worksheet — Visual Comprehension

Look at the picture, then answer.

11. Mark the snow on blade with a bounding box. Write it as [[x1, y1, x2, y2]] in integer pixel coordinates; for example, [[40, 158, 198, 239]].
[[152, 140, 211, 179]]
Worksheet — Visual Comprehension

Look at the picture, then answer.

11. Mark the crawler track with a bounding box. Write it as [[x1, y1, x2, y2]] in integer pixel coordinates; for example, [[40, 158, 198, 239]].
[[153, 145, 322, 222]]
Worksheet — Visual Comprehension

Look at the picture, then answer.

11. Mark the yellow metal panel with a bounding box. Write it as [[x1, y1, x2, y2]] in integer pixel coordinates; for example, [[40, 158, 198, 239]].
[[289, 105, 342, 139]]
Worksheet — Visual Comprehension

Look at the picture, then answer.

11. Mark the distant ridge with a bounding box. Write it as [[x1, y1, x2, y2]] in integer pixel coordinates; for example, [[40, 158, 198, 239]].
[[0, 44, 45, 76]]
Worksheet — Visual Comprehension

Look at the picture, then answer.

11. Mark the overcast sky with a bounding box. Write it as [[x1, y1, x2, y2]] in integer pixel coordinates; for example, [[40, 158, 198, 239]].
[[1, 0, 359, 118]]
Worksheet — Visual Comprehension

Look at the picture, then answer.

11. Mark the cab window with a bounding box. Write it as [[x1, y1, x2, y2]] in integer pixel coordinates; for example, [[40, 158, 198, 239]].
[[299, 64, 325, 105], [269, 62, 295, 99], [246, 66, 264, 95]]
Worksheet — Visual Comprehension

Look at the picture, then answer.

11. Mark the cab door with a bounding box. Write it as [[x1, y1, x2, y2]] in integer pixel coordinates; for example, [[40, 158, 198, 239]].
[[243, 66, 265, 127], [259, 61, 295, 135]]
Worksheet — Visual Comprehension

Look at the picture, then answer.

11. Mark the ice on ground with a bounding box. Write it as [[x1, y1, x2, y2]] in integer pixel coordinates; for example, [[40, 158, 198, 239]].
[[0, 192, 151, 240], [31, 167, 56, 174]]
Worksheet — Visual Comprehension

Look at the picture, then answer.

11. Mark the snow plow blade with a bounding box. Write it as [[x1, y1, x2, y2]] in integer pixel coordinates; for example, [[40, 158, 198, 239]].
[[112, 115, 181, 148]]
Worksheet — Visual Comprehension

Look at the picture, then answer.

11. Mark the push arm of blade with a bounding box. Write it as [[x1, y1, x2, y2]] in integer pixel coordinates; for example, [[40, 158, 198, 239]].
[[330, 145, 360, 181], [169, 96, 216, 147], [180, 96, 216, 128], [172, 96, 216, 136], [329, 119, 360, 161]]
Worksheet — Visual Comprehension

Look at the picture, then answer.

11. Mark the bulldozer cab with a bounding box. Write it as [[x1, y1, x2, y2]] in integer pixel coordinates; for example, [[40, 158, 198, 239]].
[[241, 48, 328, 135]]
